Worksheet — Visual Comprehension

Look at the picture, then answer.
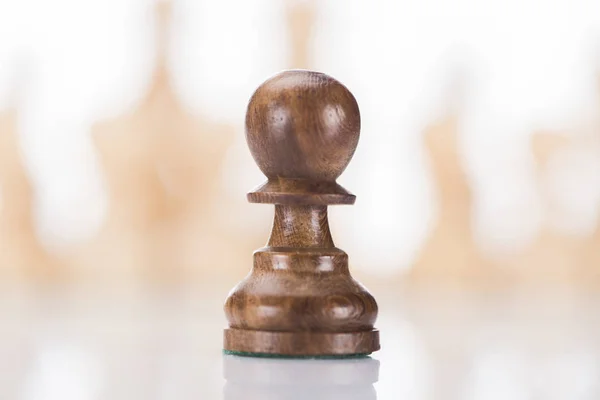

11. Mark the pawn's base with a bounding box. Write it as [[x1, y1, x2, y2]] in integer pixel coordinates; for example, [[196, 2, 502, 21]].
[[223, 328, 380, 357]]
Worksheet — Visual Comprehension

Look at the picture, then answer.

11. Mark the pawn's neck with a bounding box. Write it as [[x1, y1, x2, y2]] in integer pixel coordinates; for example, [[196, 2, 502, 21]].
[[267, 205, 334, 248]]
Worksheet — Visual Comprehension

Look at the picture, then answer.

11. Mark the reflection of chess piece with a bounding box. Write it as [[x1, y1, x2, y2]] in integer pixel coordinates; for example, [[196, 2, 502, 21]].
[[83, 0, 234, 284], [404, 291, 484, 400], [99, 333, 162, 399], [0, 108, 62, 283], [407, 113, 503, 285], [286, 0, 315, 69], [223, 355, 379, 400], [0, 333, 33, 400]]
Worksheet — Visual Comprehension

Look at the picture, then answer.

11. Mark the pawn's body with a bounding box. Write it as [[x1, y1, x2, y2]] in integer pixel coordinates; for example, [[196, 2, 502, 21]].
[[224, 70, 379, 357]]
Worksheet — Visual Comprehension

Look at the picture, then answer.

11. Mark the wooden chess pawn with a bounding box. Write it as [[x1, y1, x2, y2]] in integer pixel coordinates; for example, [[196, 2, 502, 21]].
[[223, 70, 380, 357]]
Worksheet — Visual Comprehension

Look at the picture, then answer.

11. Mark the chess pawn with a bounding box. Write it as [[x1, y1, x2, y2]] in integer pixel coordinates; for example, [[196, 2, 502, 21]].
[[224, 70, 379, 357]]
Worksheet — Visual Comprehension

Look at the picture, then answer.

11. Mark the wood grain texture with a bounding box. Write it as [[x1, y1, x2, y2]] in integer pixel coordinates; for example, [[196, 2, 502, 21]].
[[224, 70, 379, 356], [245, 69, 360, 205], [248, 180, 355, 205], [223, 329, 379, 357], [268, 205, 333, 248]]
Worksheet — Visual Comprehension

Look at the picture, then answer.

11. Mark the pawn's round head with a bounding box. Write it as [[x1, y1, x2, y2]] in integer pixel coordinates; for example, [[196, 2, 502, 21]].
[[245, 70, 360, 182]]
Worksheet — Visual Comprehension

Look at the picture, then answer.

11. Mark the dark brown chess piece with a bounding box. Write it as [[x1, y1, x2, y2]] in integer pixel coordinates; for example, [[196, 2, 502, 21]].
[[223, 70, 380, 357]]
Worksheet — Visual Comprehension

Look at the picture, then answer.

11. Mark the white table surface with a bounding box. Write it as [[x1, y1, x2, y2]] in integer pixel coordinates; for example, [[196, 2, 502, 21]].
[[1, 282, 599, 400]]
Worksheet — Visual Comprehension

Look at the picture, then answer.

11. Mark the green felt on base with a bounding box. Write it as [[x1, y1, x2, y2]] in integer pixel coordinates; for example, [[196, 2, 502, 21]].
[[222, 349, 371, 359]]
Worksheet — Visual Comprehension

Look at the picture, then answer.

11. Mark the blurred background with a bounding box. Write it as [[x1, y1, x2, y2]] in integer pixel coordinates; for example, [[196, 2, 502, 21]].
[[1, 0, 600, 399]]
